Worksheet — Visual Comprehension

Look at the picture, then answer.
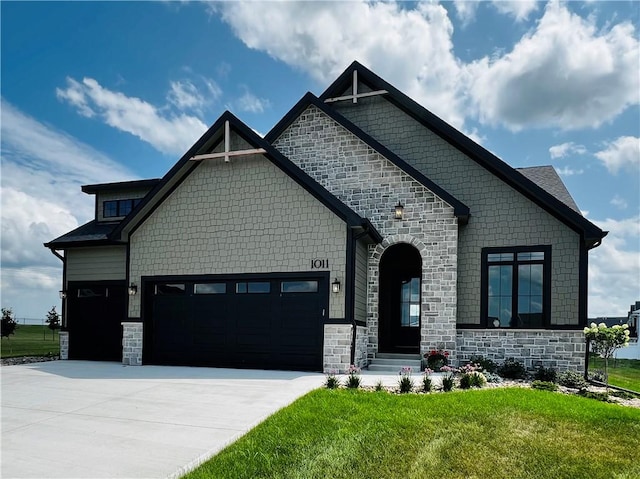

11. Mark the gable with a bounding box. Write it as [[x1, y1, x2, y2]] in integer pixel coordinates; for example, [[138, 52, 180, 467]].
[[320, 61, 605, 247]]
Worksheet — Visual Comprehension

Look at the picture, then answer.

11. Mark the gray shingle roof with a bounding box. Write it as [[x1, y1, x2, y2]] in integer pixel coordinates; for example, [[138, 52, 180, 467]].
[[44, 220, 119, 247], [516, 166, 581, 213]]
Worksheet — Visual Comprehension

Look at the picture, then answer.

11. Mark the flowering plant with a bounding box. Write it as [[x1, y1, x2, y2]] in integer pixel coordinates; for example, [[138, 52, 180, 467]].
[[422, 368, 434, 392], [424, 349, 449, 370], [440, 365, 458, 392], [345, 364, 362, 389], [584, 322, 630, 388], [398, 366, 414, 393]]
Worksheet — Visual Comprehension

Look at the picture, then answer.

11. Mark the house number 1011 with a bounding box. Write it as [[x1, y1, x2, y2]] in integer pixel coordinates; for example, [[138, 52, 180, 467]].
[[311, 258, 329, 269]]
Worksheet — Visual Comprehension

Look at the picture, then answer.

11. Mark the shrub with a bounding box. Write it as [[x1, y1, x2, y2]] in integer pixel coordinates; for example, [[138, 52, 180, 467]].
[[345, 365, 361, 389], [469, 355, 498, 373], [470, 372, 487, 388], [557, 370, 588, 390], [531, 380, 559, 392], [498, 358, 528, 379], [578, 390, 610, 402], [484, 372, 503, 384], [440, 365, 457, 392], [611, 390, 638, 400], [533, 366, 557, 383], [424, 349, 449, 370], [459, 373, 473, 389], [325, 372, 341, 389], [374, 380, 385, 392], [421, 368, 433, 393], [589, 369, 606, 383], [458, 364, 486, 389], [398, 367, 414, 394]]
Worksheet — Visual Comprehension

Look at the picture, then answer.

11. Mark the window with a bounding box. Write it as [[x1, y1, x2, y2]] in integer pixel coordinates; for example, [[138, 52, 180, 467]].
[[194, 283, 226, 295], [236, 281, 270, 294], [400, 277, 420, 327], [281, 281, 318, 293], [103, 198, 142, 218], [155, 283, 186, 295], [78, 287, 107, 298], [482, 247, 551, 328]]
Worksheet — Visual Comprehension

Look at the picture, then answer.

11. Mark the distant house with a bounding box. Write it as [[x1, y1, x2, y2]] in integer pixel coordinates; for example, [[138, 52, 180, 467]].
[[45, 62, 606, 372]]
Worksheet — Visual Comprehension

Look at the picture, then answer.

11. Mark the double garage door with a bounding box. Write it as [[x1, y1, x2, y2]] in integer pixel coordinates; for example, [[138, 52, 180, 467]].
[[144, 274, 328, 371]]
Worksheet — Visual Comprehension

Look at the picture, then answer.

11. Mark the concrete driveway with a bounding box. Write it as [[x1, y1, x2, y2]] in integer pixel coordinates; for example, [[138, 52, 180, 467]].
[[1, 361, 325, 479]]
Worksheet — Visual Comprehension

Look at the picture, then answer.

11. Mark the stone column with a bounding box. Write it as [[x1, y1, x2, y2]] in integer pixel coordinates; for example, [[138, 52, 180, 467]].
[[122, 322, 143, 366], [59, 331, 69, 360]]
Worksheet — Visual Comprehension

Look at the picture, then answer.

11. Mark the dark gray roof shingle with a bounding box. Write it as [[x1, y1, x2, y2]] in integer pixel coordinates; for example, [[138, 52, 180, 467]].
[[516, 166, 581, 213], [44, 220, 119, 247]]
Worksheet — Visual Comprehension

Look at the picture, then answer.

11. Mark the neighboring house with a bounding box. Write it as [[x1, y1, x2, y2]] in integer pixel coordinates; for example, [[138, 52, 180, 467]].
[[45, 62, 606, 373]]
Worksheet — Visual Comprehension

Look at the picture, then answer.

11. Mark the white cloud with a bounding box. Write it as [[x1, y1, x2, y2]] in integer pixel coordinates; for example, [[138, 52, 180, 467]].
[[237, 89, 271, 114], [554, 166, 584, 177], [594, 136, 640, 174], [589, 216, 640, 316], [466, 2, 639, 131], [453, 1, 479, 27], [549, 141, 587, 159], [610, 195, 628, 210], [0, 99, 134, 317], [167, 80, 205, 110], [57, 77, 208, 155], [491, 1, 539, 22], [215, 1, 468, 129]]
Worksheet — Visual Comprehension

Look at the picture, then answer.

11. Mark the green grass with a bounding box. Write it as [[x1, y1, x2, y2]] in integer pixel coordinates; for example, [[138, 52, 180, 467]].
[[1, 325, 60, 358], [183, 388, 640, 479], [588, 356, 640, 392]]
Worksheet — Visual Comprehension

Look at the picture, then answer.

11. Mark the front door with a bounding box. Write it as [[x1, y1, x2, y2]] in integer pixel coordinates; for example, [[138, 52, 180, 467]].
[[379, 244, 421, 353]]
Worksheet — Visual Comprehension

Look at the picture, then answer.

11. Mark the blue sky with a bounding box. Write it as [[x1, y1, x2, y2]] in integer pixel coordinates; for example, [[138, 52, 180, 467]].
[[1, 1, 638, 320]]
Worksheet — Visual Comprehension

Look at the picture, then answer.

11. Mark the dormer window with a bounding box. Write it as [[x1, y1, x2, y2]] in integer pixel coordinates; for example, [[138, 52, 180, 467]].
[[103, 198, 142, 218]]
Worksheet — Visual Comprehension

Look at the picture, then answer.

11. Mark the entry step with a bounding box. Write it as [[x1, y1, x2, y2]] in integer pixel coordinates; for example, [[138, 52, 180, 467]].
[[367, 353, 422, 372]]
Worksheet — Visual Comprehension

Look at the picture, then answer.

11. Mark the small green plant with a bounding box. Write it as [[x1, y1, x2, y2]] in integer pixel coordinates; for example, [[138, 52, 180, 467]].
[[498, 357, 528, 379], [458, 363, 486, 389], [589, 369, 606, 383], [1, 308, 18, 339], [558, 370, 589, 390], [469, 355, 498, 373], [345, 365, 361, 389], [611, 390, 638, 400], [325, 371, 341, 389], [532, 380, 559, 392], [424, 348, 449, 370], [421, 368, 433, 392], [533, 366, 557, 383], [374, 380, 385, 392], [440, 365, 457, 392], [578, 389, 610, 402], [398, 366, 414, 393], [484, 372, 503, 383]]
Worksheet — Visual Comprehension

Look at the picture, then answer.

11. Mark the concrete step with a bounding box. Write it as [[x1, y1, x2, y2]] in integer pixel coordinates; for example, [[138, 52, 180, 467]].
[[375, 353, 421, 360], [367, 363, 421, 372], [368, 353, 422, 372]]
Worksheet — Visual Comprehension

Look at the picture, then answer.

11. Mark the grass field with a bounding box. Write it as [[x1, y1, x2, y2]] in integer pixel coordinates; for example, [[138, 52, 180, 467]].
[[1, 325, 60, 358], [588, 356, 640, 392], [183, 388, 640, 479]]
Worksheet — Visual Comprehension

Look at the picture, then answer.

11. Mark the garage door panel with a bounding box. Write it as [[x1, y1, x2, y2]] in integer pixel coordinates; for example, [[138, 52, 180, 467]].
[[147, 275, 326, 371]]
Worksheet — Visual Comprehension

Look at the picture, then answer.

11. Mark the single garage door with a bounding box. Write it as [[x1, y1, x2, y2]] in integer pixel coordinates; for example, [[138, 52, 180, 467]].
[[144, 274, 327, 371], [66, 281, 127, 361]]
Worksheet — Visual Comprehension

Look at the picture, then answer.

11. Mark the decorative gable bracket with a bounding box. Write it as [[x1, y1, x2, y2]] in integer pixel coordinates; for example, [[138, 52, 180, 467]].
[[324, 69, 387, 104], [190, 120, 266, 163]]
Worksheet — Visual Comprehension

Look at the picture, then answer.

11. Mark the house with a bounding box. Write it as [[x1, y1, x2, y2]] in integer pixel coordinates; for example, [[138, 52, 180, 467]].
[[45, 62, 606, 373]]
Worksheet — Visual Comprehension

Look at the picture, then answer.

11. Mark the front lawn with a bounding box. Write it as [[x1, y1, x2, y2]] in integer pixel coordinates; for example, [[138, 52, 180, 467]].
[[184, 388, 640, 479], [588, 357, 640, 392], [1, 325, 60, 358]]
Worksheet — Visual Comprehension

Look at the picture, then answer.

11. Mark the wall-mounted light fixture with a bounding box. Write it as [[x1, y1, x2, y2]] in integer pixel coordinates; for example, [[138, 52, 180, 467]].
[[394, 201, 404, 220], [59, 290, 67, 300], [331, 278, 341, 294], [128, 283, 138, 296]]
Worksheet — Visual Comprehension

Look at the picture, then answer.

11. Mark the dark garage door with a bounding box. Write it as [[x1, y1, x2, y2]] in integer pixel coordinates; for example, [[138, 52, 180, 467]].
[[144, 275, 327, 371], [66, 281, 127, 361]]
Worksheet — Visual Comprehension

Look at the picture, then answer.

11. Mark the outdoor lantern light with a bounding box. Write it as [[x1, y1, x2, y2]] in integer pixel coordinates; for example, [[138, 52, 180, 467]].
[[332, 278, 341, 294], [59, 290, 67, 300], [394, 201, 404, 220], [128, 283, 138, 296]]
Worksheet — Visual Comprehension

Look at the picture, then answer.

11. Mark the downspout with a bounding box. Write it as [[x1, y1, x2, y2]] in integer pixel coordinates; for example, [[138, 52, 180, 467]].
[[48, 248, 67, 329]]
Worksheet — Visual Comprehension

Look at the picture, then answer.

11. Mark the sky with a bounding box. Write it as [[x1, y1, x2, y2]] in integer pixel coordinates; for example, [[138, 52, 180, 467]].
[[1, 0, 639, 320]]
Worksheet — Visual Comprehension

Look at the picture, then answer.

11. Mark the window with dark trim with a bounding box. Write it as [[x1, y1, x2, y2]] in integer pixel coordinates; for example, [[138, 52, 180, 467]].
[[155, 283, 186, 295], [400, 277, 420, 327], [103, 198, 142, 218], [194, 283, 226, 295], [481, 246, 551, 328], [236, 282, 271, 294], [281, 281, 318, 293]]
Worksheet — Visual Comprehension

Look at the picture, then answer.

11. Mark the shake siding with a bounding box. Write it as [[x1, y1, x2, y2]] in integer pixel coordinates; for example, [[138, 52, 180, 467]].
[[128, 146, 347, 319], [66, 246, 126, 282], [354, 240, 368, 323], [334, 94, 581, 326]]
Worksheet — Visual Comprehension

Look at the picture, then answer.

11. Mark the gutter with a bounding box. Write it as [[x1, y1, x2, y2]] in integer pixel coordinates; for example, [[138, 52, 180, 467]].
[[47, 247, 67, 329]]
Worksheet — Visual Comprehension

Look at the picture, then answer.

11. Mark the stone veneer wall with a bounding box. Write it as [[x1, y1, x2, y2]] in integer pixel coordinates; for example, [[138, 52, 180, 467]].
[[59, 331, 69, 360], [354, 325, 368, 369], [122, 322, 143, 366], [456, 330, 585, 371], [274, 106, 459, 366], [324, 324, 352, 372]]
